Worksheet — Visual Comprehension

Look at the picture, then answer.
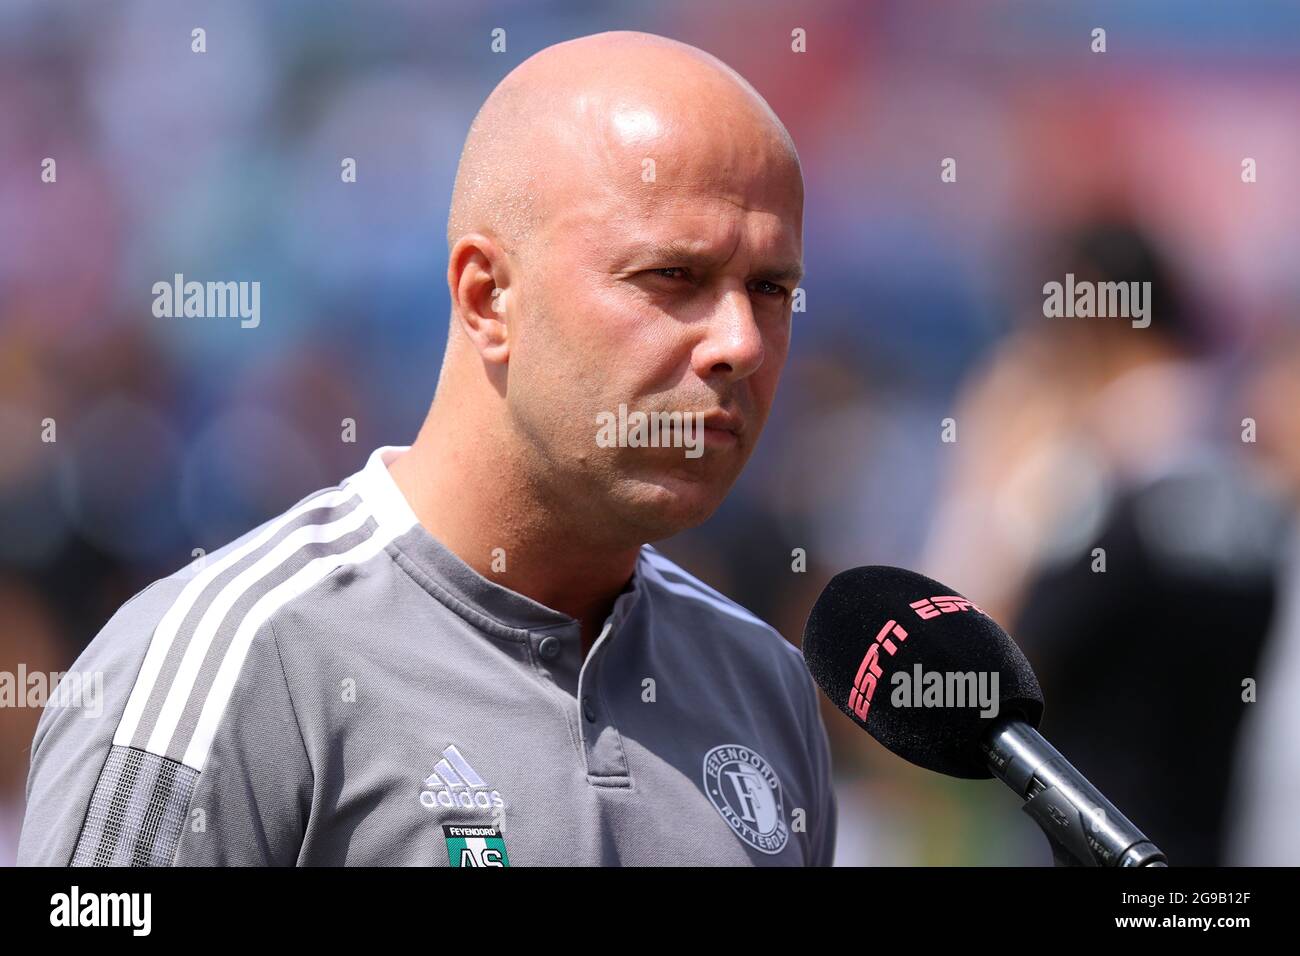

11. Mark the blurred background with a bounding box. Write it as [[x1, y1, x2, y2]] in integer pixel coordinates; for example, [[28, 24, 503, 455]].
[[2, 0, 1299, 866]]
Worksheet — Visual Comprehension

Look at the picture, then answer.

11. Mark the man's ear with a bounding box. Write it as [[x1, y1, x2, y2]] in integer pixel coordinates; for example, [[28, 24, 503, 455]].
[[448, 233, 513, 364]]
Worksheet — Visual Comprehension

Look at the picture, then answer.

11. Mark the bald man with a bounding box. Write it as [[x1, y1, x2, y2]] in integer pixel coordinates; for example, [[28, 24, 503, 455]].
[[18, 31, 836, 867]]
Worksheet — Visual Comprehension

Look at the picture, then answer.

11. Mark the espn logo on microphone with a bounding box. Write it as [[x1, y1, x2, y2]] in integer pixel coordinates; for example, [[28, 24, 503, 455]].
[[848, 619, 909, 720], [847, 593, 986, 719], [909, 595, 984, 619]]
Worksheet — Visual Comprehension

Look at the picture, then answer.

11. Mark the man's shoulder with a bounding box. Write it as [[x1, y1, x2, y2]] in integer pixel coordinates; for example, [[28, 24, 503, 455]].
[[637, 545, 809, 684], [101, 480, 368, 638], [57, 478, 392, 711], [34, 477, 405, 765]]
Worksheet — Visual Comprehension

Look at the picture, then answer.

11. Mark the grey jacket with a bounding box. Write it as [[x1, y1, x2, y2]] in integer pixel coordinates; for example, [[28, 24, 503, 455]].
[[18, 446, 836, 866]]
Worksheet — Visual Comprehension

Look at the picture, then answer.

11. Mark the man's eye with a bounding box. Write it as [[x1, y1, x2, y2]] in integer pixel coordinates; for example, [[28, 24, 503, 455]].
[[641, 270, 785, 298]]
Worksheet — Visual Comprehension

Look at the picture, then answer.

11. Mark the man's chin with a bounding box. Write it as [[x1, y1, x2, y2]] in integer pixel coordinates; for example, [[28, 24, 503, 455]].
[[611, 469, 735, 540]]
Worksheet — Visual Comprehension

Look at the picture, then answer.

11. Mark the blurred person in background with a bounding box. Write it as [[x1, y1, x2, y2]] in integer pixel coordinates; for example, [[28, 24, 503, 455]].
[[1225, 331, 1300, 864], [924, 217, 1291, 865]]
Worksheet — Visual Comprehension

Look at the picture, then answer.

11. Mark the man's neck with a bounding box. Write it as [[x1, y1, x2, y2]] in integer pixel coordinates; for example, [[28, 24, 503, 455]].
[[387, 422, 639, 658]]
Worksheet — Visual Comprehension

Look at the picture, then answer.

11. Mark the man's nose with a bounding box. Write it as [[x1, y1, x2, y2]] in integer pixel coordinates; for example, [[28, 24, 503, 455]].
[[691, 284, 765, 382]]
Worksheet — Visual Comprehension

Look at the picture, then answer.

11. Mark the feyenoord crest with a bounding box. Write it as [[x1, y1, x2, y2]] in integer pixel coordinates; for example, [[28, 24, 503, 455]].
[[702, 744, 789, 854], [443, 824, 510, 867]]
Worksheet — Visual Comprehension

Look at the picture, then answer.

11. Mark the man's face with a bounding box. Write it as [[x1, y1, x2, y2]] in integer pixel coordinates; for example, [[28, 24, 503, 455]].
[[503, 99, 804, 542]]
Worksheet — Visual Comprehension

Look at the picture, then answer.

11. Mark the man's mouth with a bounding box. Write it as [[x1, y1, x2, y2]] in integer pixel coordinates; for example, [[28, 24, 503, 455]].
[[700, 410, 743, 437]]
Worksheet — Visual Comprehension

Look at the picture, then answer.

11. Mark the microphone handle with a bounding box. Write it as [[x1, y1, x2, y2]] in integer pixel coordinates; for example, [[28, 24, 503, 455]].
[[979, 718, 1169, 867]]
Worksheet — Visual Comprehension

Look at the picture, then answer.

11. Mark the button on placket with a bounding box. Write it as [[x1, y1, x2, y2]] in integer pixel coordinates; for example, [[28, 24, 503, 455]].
[[530, 623, 581, 698], [577, 620, 610, 730], [575, 615, 630, 782]]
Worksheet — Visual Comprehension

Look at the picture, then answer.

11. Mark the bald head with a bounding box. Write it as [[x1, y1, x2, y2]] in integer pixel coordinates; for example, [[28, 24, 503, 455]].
[[446, 31, 801, 255], [421, 30, 804, 547]]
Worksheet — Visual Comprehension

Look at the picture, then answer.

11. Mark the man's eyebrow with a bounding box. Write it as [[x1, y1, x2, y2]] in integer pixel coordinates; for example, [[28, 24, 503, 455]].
[[755, 262, 806, 284], [625, 238, 805, 285]]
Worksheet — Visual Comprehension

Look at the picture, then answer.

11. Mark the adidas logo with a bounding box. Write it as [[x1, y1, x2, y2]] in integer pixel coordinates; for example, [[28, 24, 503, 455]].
[[419, 744, 505, 811]]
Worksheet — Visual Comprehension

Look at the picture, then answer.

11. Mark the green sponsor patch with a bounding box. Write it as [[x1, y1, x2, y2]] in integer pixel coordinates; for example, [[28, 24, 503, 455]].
[[443, 824, 510, 867]]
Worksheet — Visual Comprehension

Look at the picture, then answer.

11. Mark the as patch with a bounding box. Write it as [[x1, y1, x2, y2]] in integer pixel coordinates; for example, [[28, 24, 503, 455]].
[[443, 824, 510, 867]]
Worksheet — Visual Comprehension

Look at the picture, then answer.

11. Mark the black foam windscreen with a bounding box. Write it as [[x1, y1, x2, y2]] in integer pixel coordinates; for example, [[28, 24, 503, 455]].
[[803, 566, 1044, 778]]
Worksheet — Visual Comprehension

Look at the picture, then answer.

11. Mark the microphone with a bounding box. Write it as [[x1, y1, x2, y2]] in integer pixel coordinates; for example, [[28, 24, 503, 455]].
[[802, 565, 1168, 867]]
